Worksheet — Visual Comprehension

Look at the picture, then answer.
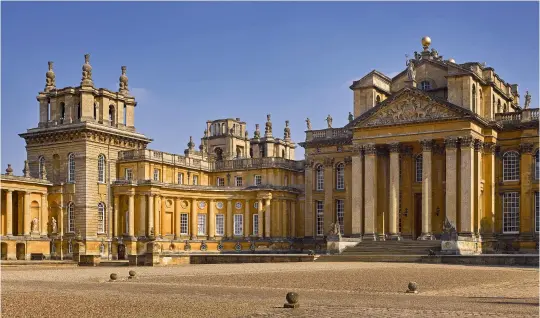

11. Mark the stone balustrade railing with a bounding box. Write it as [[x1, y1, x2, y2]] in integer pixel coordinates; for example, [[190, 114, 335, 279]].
[[213, 157, 304, 172], [495, 108, 539, 124], [305, 127, 352, 142], [118, 149, 210, 171]]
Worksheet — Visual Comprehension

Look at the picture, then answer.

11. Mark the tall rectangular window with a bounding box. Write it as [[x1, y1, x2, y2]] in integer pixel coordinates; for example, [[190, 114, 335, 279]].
[[535, 192, 539, 233], [336, 199, 345, 235], [503, 192, 520, 233], [125, 168, 133, 181], [178, 173, 184, 185], [193, 175, 199, 185], [234, 214, 243, 236], [217, 177, 225, 187], [316, 200, 324, 236], [235, 176, 243, 187], [197, 214, 206, 235], [180, 213, 188, 235], [215, 214, 225, 236], [153, 169, 160, 181], [253, 214, 259, 236], [254, 175, 262, 186]]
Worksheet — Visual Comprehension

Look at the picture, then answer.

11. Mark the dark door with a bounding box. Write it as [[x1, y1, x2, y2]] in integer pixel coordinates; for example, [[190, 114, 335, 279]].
[[414, 194, 422, 239], [16, 243, 25, 260], [118, 244, 126, 260]]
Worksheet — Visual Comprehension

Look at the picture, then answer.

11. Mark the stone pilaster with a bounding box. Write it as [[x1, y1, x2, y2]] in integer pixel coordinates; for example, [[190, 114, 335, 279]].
[[113, 195, 120, 237], [282, 200, 287, 238], [174, 198, 181, 239], [351, 147, 364, 237], [208, 199, 215, 239], [483, 143, 497, 237], [363, 144, 378, 240], [257, 199, 264, 238], [41, 193, 48, 236], [304, 160, 314, 237], [23, 192, 31, 235], [419, 139, 434, 240], [5, 190, 13, 236], [444, 137, 459, 236], [474, 140, 483, 236], [459, 136, 475, 237], [128, 193, 135, 237], [190, 198, 198, 240], [264, 198, 271, 238], [323, 158, 334, 235], [244, 200, 250, 238], [226, 199, 233, 238], [291, 201, 296, 237], [138, 195, 146, 237], [388, 142, 401, 240], [147, 195, 154, 236], [520, 143, 534, 237]]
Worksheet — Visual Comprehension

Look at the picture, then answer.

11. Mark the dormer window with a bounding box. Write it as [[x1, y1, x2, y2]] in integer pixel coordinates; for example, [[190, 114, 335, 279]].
[[420, 81, 431, 91]]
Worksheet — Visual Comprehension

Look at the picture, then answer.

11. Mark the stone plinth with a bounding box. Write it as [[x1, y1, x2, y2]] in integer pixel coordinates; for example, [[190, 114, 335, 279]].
[[326, 236, 362, 254], [441, 237, 480, 255], [78, 254, 101, 266]]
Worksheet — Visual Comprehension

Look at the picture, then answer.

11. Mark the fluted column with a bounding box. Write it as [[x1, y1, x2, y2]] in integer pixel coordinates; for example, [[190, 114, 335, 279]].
[[226, 199, 233, 238], [40, 193, 48, 236], [148, 194, 154, 235], [264, 198, 271, 238], [138, 195, 146, 237], [23, 192, 31, 235], [389, 143, 401, 240], [257, 199, 263, 238], [113, 195, 120, 237], [190, 198, 198, 239], [444, 137, 458, 236], [128, 193, 135, 237], [244, 200, 250, 238], [5, 190, 13, 236], [363, 144, 378, 240], [282, 200, 287, 238], [174, 198, 181, 239], [459, 136, 475, 237], [208, 199, 215, 239], [419, 139, 434, 240]]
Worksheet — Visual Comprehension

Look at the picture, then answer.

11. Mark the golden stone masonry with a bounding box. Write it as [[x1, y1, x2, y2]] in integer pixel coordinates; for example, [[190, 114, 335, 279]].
[[1, 37, 538, 261]]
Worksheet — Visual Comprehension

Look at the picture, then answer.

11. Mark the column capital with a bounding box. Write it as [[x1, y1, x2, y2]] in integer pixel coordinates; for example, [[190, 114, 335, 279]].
[[323, 157, 334, 167], [389, 142, 401, 153], [364, 143, 377, 155], [444, 137, 459, 149], [459, 136, 474, 149], [520, 143, 534, 154], [483, 142, 497, 154], [344, 156, 352, 165], [420, 139, 433, 151], [474, 139, 484, 152], [353, 144, 364, 154], [304, 159, 314, 169], [401, 145, 413, 157]]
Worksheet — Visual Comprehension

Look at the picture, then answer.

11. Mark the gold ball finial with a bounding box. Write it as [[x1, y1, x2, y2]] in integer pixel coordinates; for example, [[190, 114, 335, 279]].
[[421, 36, 431, 50]]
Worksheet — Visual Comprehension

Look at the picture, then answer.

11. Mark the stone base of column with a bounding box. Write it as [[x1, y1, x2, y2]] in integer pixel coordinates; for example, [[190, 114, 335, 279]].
[[362, 233, 378, 241], [418, 233, 435, 240], [388, 233, 403, 241], [349, 234, 363, 239], [457, 232, 476, 240], [208, 236, 215, 240], [190, 235, 197, 240]]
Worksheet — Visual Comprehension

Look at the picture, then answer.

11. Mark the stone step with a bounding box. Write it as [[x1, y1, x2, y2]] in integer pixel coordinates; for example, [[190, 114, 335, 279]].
[[98, 260, 129, 267]]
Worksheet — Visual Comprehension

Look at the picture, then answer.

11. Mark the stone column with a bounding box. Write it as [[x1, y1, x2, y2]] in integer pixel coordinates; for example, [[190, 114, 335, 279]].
[[304, 161, 314, 237], [474, 140, 483, 235], [520, 143, 534, 236], [23, 191, 31, 235], [208, 199, 215, 239], [174, 198, 181, 239], [41, 193, 48, 236], [138, 195, 147, 237], [419, 139, 434, 240], [226, 199, 233, 238], [5, 190, 13, 236], [323, 159, 334, 235], [459, 136, 475, 237], [148, 194, 154, 236], [444, 137, 459, 236], [363, 144, 378, 240], [154, 195, 161, 237], [244, 200, 250, 238], [290, 201, 296, 237], [257, 199, 264, 238], [388, 143, 401, 240], [190, 198, 198, 239], [282, 200, 288, 238], [113, 195, 120, 237], [264, 198, 271, 238], [483, 143, 497, 236], [128, 193, 135, 237], [161, 197, 166, 236]]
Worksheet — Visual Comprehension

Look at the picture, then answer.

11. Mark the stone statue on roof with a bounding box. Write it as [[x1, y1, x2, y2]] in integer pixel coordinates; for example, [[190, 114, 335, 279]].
[[348, 112, 354, 122], [406, 59, 416, 81], [326, 115, 333, 128], [524, 90, 531, 109], [305, 118, 312, 131]]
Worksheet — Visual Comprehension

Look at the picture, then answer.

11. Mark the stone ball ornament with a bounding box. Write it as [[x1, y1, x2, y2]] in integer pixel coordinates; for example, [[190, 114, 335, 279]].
[[110, 273, 118, 281], [407, 281, 418, 294], [284, 292, 300, 308]]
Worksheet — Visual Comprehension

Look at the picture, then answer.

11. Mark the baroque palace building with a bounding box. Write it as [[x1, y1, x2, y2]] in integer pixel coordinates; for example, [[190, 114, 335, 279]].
[[1, 37, 539, 261]]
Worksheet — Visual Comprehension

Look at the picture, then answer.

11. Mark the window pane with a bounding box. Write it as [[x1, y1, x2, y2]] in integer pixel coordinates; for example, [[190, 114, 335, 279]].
[[216, 214, 224, 236], [180, 214, 188, 235], [503, 192, 520, 233], [336, 200, 344, 235], [234, 214, 243, 236], [253, 214, 259, 235], [316, 201, 324, 236], [503, 151, 520, 181], [197, 214, 206, 235]]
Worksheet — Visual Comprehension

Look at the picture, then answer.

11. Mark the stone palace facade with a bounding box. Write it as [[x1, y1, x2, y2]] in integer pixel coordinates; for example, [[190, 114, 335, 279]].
[[1, 37, 538, 260]]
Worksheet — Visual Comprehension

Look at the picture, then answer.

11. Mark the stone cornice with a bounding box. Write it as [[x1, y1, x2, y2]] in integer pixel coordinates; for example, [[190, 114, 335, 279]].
[[1, 174, 52, 186]]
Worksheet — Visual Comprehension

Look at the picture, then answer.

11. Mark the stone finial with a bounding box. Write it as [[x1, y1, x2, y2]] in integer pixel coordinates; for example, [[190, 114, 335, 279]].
[[284, 120, 291, 140], [524, 90, 531, 109], [45, 61, 56, 92], [119, 66, 129, 94], [203, 129, 208, 137], [348, 112, 354, 122], [5, 164, 13, 175], [265, 114, 273, 137], [187, 136, 195, 150], [254, 124, 261, 139], [23, 160, 30, 177], [81, 54, 94, 87]]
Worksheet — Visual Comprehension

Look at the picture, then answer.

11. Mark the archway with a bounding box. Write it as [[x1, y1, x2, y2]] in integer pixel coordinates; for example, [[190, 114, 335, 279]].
[[118, 244, 126, 260], [16, 243, 25, 260], [214, 147, 223, 161], [1, 242, 7, 260]]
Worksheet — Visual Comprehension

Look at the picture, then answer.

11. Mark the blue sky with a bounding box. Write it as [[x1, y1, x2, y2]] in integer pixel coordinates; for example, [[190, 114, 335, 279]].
[[2, 1, 539, 173]]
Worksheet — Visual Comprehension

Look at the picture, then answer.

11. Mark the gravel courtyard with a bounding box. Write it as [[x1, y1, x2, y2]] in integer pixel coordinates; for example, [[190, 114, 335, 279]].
[[1, 262, 538, 317]]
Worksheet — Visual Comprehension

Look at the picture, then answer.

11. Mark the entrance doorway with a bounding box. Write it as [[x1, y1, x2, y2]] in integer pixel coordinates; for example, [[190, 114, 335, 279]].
[[16, 243, 25, 260], [118, 244, 126, 260], [1, 243, 7, 260], [414, 193, 422, 239]]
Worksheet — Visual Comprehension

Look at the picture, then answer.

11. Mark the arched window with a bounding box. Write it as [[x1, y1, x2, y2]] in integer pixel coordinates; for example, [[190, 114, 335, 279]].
[[315, 165, 324, 191], [178, 172, 184, 184], [77, 104, 81, 120], [497, 99, 501, 113], [282, 149, 285, 158], [93, 103, 97, 120], [215, 147, 223, 161], [97, 154, 106, 183], [503, 151, 520, 181], [109, 105, 115, 126], [67, 202, 75, 233], [376, 95, 381, 103], [479, 89, 483, 115], [123, 105, 127, 125], [60, 102, 66, 121], [420, 80, 431, 91], [336, 163, 345, 190], [97, 202, 105, 233], [415, 154, 423, 183], [535, 150, 540, 180], [38, 156, 45, 178], [492, 97, 496, 118], [472, 84, 477, 113], [47, 99, 51, 121], [503, 103, 508, 112], [67, 153, 75, 183]]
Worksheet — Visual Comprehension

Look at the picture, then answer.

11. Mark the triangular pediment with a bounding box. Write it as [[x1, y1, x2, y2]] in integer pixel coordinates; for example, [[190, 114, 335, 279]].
[[354, 88, 470, 128]]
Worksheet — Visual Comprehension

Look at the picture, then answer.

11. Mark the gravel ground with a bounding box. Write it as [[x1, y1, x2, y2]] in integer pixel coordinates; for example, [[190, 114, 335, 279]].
[[1, 262, 538, 317]]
